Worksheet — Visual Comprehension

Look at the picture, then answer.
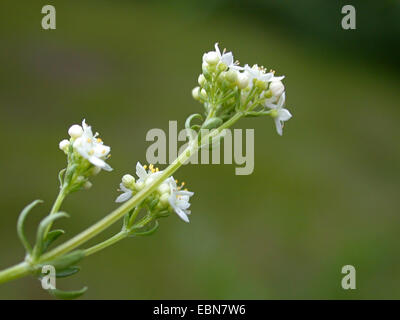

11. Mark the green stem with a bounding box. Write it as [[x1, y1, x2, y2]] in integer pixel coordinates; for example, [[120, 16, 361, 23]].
[[0, 262, 31, 285], [0, 112, 243, 285], [43, 187, 67, 239], [83, 231, 127, 257]]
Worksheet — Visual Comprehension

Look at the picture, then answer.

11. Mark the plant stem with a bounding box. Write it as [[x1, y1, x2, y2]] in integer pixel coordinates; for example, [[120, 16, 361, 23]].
[[0, 262, 31, 285], [83, 231, 126, 257], [0, 112, 243, 285], [43, 187, 67, 239]]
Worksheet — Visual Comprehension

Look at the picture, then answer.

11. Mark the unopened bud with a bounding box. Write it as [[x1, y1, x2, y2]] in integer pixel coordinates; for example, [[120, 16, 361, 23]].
[[204, 51, 219, 65], [192, 86, 200, 100], [68, 125, 83, 138], [269, 80, 285, 97], [59, 139, 70, 153], [122, 174, 135, 188], [198, 74, 206, 87], [237, 73, 249, 89]]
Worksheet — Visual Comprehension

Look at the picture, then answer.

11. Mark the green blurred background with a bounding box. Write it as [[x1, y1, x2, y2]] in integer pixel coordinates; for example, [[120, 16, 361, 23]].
[[0, 0, 399, 299]]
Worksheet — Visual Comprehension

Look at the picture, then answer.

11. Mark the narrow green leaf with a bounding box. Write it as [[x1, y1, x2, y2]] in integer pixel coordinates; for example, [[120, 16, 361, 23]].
[[49, 286, 87, 300], [43, 250, 85, 271], [56, 266, 80, 278], [58, 168, 66, 189], [33, 212, 69, 258], [185, 113, 203, 130], [134, 220, 159, 237], [202, 117, 223, 130], [42, 229, 65, 252], [17, 199, 43, 253]]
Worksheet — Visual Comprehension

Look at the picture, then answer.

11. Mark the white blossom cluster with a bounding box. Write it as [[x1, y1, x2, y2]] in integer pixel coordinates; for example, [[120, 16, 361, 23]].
[[116, 162, 194, 223], [192, 43, 292, 135], [58, 119, 112, 191]]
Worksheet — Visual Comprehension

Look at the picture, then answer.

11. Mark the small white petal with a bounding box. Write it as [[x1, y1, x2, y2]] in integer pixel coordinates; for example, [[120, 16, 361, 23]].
[[175, 207, 190, 223], [115, 191, 132, 203], [274, 118, 283, 136], [278, 109, 292, 122], [136, 162, 148, 181]]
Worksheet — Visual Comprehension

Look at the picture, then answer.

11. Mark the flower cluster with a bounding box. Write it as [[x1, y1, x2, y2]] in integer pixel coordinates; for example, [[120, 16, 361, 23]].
[[116, 162, 194, 223], [192, 43, 292, 135], [58, 119, 112, 192]]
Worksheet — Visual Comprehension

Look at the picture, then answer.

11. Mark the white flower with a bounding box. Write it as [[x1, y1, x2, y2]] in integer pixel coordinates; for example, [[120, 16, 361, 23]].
[[203, 43, 242, 71], [115, 183, 133, 203], [73, 119, 112, 171], [167, 178, 194, 223], [244, 64, 284, 88], [266, 93, 292, 136]]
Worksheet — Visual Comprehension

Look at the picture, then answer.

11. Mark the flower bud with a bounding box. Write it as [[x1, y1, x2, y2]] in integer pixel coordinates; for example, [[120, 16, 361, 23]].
[[83, 181, 92, 190], [68, 124, 83, 138], [217, 62, 227, 71], [192, 86, 200, 100], [255, 79, 267, 90], [263, 90, 272, 99], [237, 73, 249, 89], [225, 69, 237, 82], [158, 182, 170, 195], [159, 193, 170, 206], [198, 74, 206, 87], [59, 139, 70, 153], [204, 51, 219, 65], [269, 80, 285, 97], [200, 88, 207, 99], [122, 174, 135, 188]]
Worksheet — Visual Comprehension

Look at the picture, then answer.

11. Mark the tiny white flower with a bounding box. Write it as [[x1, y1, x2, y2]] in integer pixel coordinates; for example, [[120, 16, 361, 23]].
[[203, 43, 242, 71], [73, 119, 112, 171], [59, 139, 70, 153], [115, 183, 133, 203], [168, 178, 194, 223], [68, 124, 83, 138], [266, 92, 292, 136], [244, 64, 284, 88]]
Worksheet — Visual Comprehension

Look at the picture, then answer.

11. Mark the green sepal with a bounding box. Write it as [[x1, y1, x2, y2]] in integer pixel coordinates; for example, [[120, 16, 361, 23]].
[[55, 266, 80, 278], [42, 250, 85, 271], [17, 199, 43, 254], [63, 163, 78, 185], [58, 168, 66, 189], [42, 229, 65, 252], [48, 286, 87, 300]]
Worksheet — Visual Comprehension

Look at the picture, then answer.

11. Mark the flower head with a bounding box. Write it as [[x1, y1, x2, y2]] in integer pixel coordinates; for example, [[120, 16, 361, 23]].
[[115, 162, 194, 223], [73, 120, 112, 171]]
